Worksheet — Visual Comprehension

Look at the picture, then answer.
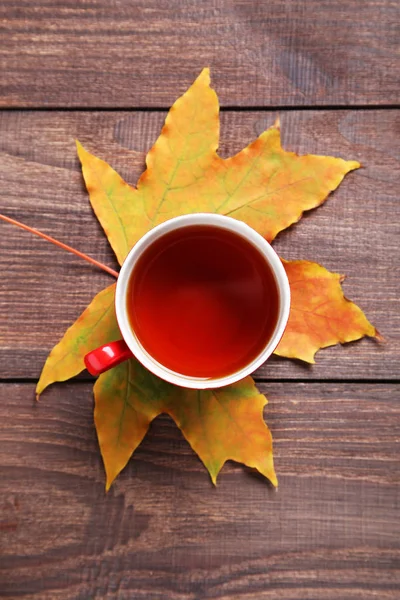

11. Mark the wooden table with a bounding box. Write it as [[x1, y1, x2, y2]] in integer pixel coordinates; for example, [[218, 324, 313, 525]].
[[1, 1, 399, 598]]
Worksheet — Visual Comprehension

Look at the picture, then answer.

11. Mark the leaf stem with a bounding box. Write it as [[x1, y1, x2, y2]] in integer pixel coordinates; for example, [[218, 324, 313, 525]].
[[0, 213, 119, 279]]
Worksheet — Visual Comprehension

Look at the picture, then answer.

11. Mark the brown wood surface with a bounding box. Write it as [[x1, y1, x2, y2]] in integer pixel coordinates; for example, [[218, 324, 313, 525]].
[[1, 382, 399, 600], [0, 0, 399, 108], [1, 2, 399, 598], [1, 109, 399, 379]]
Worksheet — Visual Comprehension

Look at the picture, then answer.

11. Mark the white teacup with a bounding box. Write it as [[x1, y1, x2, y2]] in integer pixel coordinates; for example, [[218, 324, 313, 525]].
[[84, 214, 290, 389]]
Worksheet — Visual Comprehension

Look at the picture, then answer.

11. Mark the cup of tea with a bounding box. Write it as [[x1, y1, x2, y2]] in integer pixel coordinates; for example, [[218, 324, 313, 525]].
[[84, 214, 290, 389]]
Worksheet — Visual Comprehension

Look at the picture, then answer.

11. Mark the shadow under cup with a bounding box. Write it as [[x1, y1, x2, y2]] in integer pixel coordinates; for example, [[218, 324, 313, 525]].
[[116, 214, 290, 389]]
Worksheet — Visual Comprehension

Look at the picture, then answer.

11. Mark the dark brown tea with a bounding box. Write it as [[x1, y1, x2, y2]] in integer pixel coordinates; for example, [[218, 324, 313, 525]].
[[127, 225, 279, 378]]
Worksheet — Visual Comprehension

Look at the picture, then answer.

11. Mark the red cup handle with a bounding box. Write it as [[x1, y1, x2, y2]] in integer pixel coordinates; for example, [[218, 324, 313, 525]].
[[84, 340, 133, 376]]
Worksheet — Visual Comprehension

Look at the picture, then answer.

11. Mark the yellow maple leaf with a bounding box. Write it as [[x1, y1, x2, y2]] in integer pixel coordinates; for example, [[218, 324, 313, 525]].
[[34, 69, 377, 490]]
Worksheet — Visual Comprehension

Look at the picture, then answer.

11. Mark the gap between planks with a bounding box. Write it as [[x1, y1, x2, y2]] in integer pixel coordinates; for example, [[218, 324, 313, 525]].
[[0, 378, 399, 385], [0, 104, 399, 113]]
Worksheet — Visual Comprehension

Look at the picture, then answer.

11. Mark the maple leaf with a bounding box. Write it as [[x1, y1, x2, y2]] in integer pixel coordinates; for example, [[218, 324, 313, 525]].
[[35, 68, 378, 489], [36, 285, 118, 395], [76, 69, 360, 264], [275, 260, 377, 363], [95, 361, 276, 491]]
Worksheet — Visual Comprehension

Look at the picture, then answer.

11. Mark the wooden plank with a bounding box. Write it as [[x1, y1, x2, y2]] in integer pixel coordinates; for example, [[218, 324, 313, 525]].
[[1, 109, 398, 380], [0, 0, 398, 108], [0, 382, 399, 599]]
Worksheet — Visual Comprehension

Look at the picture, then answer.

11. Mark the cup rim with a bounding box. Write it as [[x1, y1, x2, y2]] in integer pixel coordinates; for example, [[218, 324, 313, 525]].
[[115, 214, 290, 389]]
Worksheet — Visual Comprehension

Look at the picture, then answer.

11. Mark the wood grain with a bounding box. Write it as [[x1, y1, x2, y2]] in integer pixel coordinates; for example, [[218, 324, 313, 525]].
[[1, 109, 398, 379], [0, 382, 399, 599], [1, 4, 398, 599], [0, 0, 399, 108]]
